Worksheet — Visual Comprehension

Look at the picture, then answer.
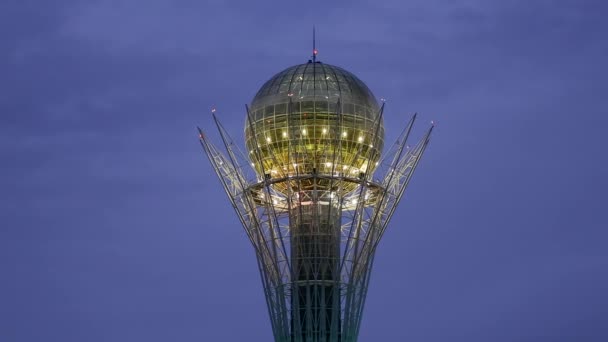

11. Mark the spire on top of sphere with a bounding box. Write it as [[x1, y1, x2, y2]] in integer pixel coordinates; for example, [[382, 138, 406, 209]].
[[312, 25, 318, 62]]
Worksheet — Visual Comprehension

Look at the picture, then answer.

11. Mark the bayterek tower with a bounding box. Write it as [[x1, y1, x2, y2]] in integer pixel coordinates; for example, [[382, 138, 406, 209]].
[[198, 40, 433, 341]]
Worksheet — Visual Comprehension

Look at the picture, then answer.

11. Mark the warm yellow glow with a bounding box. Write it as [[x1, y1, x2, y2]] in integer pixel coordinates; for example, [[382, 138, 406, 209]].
[[243, 63, 386, 196], [245, 101, 384, 194]]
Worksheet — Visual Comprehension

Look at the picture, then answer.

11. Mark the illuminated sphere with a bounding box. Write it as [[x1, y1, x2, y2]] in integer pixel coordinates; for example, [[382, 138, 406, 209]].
[[245, 61, 384, 194]]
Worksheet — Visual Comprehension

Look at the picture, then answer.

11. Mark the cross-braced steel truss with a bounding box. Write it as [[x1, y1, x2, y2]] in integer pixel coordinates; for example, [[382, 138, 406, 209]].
[[198, 103, 432, 342]]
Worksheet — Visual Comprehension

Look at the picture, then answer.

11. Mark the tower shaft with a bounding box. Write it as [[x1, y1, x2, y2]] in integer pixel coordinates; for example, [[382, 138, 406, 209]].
[[291, 202, 341, 341]]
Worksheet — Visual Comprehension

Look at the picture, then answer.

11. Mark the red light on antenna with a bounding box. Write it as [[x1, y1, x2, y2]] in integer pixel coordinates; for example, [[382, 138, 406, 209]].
[[313, 49, 318, 55]]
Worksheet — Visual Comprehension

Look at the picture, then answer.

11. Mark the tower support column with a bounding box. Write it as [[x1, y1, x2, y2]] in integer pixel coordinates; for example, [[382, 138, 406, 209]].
[[290, 200, 341, 342]]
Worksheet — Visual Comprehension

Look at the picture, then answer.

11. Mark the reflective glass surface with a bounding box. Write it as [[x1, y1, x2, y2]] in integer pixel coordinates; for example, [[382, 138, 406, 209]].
[[245, 62, 385, 194]]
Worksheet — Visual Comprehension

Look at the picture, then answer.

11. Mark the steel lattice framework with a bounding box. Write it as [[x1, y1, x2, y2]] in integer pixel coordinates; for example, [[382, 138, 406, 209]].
[[198, 98, 432, 341]]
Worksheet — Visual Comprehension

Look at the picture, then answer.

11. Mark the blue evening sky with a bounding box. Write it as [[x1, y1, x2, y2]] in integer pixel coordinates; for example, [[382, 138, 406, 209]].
[[1, 0, 607, 341]]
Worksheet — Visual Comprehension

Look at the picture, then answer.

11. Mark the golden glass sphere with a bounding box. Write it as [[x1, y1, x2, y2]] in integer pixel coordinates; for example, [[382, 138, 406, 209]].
[[245, 62, 384, 195]]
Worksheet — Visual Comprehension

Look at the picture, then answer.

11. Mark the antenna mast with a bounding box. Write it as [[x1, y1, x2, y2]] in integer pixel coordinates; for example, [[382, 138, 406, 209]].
[[312, 26, 318, 62]]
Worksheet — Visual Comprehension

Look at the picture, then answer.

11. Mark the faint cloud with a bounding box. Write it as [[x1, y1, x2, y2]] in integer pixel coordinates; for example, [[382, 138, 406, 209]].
[[59, 0, 255, 56]]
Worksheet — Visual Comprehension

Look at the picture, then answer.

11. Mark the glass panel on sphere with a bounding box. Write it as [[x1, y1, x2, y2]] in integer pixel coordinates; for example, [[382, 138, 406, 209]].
[[265, 105, 274, 115], [275, 103, 287, 115], [315, 101, 328, 113], [301, 101, 314, 113], [343, 103, 354, 115]]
